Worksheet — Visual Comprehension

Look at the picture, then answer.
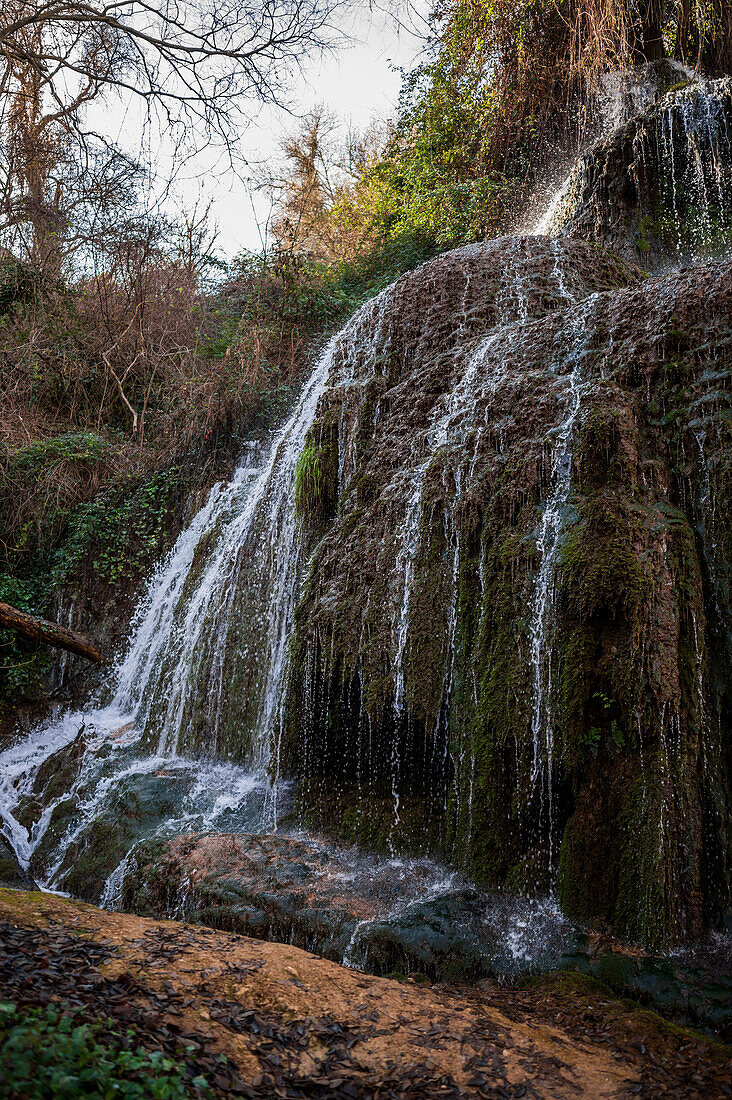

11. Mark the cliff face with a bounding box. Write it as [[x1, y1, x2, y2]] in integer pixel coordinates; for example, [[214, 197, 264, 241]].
[[551, 77, 732, 269], [284, 231, 731, 948], [2, 78, 730, 963]]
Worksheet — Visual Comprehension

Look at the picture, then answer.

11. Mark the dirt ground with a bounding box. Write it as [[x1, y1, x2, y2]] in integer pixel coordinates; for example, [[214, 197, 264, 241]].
[[0, 889, 729, 1098]]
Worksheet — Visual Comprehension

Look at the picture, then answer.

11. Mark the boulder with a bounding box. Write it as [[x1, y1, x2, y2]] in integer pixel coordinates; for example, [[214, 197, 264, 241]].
[[552, 77, 732, 267]]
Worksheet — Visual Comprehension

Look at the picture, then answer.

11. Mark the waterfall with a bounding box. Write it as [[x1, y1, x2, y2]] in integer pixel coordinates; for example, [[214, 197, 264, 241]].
[[115, 347, 334, 762], [314, 239, 592, 869], [0, 294, 392, 893], [527, 297, 596, 870], [0, 72, 728, 963], [652, 79, 732, 261], [541, 75, 732, 265]]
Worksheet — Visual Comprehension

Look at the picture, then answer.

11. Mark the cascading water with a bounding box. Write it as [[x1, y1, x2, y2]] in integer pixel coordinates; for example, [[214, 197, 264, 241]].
[[0, 313, 355, 895], [527, 297, 597, 869], [651, 78, 731, 261], [544, 74, 732, 266], [1, 69, 729, 969], [119, 345, 336, 763]]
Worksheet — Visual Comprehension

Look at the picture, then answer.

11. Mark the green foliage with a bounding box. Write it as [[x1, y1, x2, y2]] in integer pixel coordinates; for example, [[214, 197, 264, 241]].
[[581, 695, 625, 755], [359, 58, 510, 248], [0, 461, 191, 715], [326, 0, 582, 253], [52, 466, 184, 588], [0, 1001, 211, 1099], [0, 574, 49, 715], [328, 233, 438, 311], [294, 442, 326, 520], [0, 257, 39, 315], [0, 430, 119, 569], [5, 432, 109, 476]]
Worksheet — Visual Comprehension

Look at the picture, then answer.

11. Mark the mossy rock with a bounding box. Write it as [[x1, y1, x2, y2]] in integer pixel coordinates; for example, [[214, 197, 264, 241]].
[[0, 834, 35, 891]]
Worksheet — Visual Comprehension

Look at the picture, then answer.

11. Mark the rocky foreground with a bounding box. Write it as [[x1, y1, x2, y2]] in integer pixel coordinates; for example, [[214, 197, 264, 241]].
[[0, 889, 730, 1098]]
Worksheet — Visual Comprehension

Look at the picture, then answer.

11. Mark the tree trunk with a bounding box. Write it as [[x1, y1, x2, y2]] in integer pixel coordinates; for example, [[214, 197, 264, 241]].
[[0, 601, 106, 663], [634, 0, 666, 63]]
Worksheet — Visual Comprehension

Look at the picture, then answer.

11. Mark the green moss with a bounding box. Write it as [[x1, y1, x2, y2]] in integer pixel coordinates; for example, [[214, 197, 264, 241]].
[[403, 480, 453, 727], [296, 778, 445, 858], [558, 509, 645, 625], [294, 425, 339, 526], [614, 764, 701, 950], [446, 517, 534, 882], [557, 777, 624, 927], [636, 214, 654, 254]]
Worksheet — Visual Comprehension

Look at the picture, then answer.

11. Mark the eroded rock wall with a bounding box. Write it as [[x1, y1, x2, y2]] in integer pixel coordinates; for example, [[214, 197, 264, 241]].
[[552, 77, 732, 268], [284, 237, 731, 948]]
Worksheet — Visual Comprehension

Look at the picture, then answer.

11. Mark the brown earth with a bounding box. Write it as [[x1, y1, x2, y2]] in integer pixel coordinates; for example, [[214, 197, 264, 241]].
[[1, 889, 730, 1098]]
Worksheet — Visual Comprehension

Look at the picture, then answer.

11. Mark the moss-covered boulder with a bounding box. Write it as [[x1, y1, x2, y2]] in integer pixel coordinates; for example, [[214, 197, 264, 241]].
[[27, 752, 196, 901], [552, 77, 732, 268]]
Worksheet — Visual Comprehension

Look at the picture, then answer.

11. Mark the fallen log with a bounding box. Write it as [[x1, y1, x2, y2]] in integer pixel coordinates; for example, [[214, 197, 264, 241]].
[[0, 601, 106, 663]]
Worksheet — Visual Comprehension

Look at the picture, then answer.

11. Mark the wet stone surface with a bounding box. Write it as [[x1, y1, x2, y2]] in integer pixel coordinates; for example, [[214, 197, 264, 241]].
[[119, 831, 580, 980], [117, 831, 732, 1040], [554, 75, 732, 267], [0, 831, 35, 890]]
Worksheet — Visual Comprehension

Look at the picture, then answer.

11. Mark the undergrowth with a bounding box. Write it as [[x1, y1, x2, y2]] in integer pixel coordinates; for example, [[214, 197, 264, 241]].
[[0, 1001, 211, 1099]]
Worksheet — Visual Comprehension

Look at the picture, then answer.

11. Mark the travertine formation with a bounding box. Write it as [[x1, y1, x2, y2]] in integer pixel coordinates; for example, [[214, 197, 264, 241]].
[[553, 77, 732, 268], [285, 238, 731, 949]]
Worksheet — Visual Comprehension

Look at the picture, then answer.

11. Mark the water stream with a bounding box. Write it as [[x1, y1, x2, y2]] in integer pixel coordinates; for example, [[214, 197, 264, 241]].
[[1, 71, 729, 977]]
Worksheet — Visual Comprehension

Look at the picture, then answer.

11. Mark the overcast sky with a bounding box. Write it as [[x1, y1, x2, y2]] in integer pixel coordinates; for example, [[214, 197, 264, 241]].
[[93, 4, 430, 260], [221, 3, 430, 255]]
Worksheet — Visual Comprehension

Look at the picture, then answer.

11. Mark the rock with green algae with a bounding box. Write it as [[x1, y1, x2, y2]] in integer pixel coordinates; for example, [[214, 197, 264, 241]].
[[20, 737, 197, 900], [112, 829, 732, 1037], [120, 832, 369, 960], [554, 934, 732, 1040], [283, 234, 731, 952], [119, 832, 489, 964], [549, 76, 732, 268], [13, 725, 89, 833]]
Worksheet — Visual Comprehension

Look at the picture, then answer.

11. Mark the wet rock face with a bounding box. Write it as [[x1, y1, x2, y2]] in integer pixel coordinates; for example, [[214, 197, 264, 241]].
[[121, 833, 388, 961], [285, 234, 732, 950], [553, 78, 732, 268], [15, 730, 199, 901], [119, 832, 582, 982], [117, 831, 732, 1035], [0, 833, 34, 890]]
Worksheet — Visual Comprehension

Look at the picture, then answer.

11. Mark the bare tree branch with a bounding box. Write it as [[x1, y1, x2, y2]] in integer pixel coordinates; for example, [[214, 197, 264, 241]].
[[0, 1, 347, 148], [0, 0, 350, 274]]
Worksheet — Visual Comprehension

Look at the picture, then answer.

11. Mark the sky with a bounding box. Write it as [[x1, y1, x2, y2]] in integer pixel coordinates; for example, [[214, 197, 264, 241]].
[[97, 3, 431, 260], [217, 3, 430, 255]]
